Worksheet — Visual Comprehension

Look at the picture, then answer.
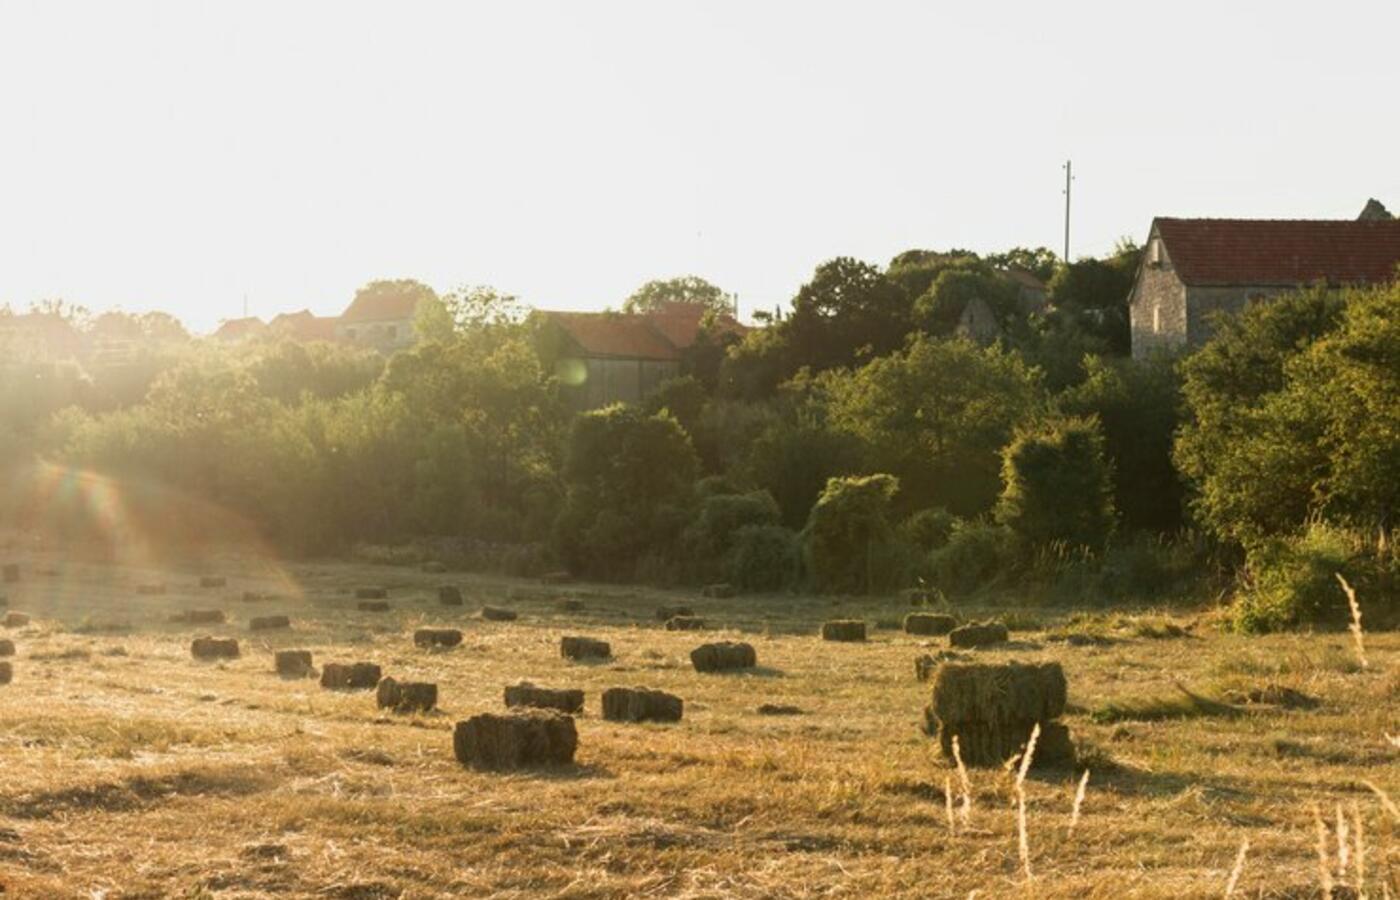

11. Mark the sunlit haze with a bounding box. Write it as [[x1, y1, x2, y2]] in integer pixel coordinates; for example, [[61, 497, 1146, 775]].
[[2, 1, 1397, 332]]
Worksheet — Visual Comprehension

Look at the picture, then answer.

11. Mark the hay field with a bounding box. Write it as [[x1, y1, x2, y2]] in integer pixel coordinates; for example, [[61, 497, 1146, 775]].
[[0, 550, 1395, 898]]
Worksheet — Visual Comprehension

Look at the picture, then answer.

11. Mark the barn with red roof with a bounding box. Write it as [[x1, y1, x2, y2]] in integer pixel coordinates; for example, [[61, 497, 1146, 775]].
[[1129, 200, 1400, 358]]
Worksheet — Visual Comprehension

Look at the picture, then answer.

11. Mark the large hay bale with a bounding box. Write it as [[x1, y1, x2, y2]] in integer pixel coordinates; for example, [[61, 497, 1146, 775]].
[[4, 612, 30, 629], [200, 575, 227, 589], [821, 620, 866, 642], [481, 606, 518, 622], [376, 677, 438, 713], [191, 636, 240, 660], [927, 661, 1070, 767], [904, 613, 957, 636], [355, 587, 388, 600], [556, 599, 585, 612], [357, 601, 391, 613], [2, 564, 19, 583], [702, 583, 736, 599], [320, 662, 382, 690], [948, 621, 1009, 648], [453, 711, 578, 769], [560, 636, 611, 661], [275, 650, 314, 678], [0, 661, 10, 684], [601, 686, 683, 723], [503, 682, 585, 714], [655, 605, 694, 621], [172, 609, 227, 625], [0, 639, 14, 657], [421, 561, 448, 574], [438, 586, 463, 606], [249, 615, 291, 631], [690, 641, 757, 673], [664, 615, 706, 631], [414, 628, 463, 649], [136, 583, 167, 596]]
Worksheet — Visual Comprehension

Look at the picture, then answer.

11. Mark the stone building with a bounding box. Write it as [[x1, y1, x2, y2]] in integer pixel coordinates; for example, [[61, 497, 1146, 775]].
[[1129, 204, 1400, 359], [336, 291, 422, 353]]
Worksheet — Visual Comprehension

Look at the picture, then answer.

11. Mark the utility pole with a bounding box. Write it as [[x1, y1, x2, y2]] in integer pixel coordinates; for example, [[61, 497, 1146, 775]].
[[1062, 160, 1073, 263]]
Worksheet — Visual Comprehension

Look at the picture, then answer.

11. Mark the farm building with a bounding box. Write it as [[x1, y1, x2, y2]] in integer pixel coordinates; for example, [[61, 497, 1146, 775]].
[[336, 289, 422, 353], [535, 303, 746, 410], [1128, 201, 1400, 359], [269, 310, 338, 342]]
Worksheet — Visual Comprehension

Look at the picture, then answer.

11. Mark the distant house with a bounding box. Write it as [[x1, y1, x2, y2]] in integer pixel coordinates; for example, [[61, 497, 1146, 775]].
[[212, 317, 269, 343], [1129, 203, 1400, 358], [336, 291, 421, 353], [269, 310, 338, 343], [535, 303, 747, 410], [954, 296, 1004, 344], [1002, 268, 1050, 317]]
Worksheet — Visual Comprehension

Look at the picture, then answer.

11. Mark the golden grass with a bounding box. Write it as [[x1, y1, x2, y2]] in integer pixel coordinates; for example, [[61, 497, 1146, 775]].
[[0, 548, 1394, 897]]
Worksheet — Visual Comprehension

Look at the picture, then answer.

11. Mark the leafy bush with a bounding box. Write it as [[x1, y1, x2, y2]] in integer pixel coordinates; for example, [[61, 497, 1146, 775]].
[[928, 519, 1019, 596], [901, 507, 957, 553], [996, 416, 1115, 551], [802, 474, 908, 594], [1232, 523, 1370, 633], [725, 524, 802, 592]]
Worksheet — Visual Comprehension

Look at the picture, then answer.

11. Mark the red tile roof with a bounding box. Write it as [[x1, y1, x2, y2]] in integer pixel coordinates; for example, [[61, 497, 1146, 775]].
[[1155, 218, 1400, 287], [340, 287, 425, 323], [539, 304, 748, 361], [212, 317, 268, 341], [269, 310, 338, 341]]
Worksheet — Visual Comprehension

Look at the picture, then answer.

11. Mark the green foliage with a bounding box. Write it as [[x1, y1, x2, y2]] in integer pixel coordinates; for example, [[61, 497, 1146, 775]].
[[996, 416, 1116, 550], [1046, 240, 1141, 353], [247, 341, 383, 404], [927, 519, 1019, 596], [741, 417, 864, 528], [725, 524, 802, 592], [824, 334, 1042, 515], [900, 507, 957, 553], [801, 474, 906, 594], [1060, 355, 1183, 532], [553, 405, 698, 579], [643, 375, 706, 439], [1231, 523, 1384, 634], [683, 489, 781, 566], [623, 276, 731, 315], [913, 266, 1018, 337]]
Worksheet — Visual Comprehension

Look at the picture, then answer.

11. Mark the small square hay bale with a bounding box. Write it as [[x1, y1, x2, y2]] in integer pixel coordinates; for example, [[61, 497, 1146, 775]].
[[904, 613, 957, 636], [655, 605, 694, 621], [249, 615, 291, 631], [355, 587, 388, 600], [0, 661, 10, 684], [421, 561, 448, 574], [821, 620, 866, 642], [357, 601, 391, 613], [453, 710, 578, 769], [560, 636, 611, 661], [2, 564, 19, 583], [275, 650, 314, 678], [556, 598, 584, 612], [702, 583, 736, 599], [0, 639, 13, 657], [948, 621, 1009, 649], [481, 606, 518, 622], [200, 576, 227, 589], [4, 612, 30, 629], [320, 662, 382, 690], [240, 591, 269, 603], [136, 583, 167, 596], [503, 682, 585, 714], [690, 641, 757, 673], [664, 615, 706, 631], [191, 636, 240, 661], [438, 586, 463, 606], [757, 703, 803, 716], [376, 677, 438, 713], [601, 686, 683, 723], [413, 628, 463, 649], [172, 609, 227, 625]]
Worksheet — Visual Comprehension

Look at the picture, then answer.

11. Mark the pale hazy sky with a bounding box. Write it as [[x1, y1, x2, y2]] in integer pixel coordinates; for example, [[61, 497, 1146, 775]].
[[2, 2, 1396, 333]]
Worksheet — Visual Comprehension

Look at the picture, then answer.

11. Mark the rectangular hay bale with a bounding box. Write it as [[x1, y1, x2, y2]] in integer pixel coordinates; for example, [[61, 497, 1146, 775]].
[[601, 686, 683, 723], [453, 711, 578, 769], [503, 682, 585, 714]]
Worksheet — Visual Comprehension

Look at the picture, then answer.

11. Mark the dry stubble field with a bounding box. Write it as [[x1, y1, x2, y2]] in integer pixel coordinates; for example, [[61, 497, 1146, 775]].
[[0, 548, 1395, 899]]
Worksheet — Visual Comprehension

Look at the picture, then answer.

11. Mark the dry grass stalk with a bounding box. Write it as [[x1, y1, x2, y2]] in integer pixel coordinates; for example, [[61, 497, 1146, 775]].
[[1363, 780, 1400, 823], [1386, 733, 1399, 749], [1334, 802, 1350, 882], [1351, 801, 1365, 899], [1314, 803, 1335, 898], [944, 775, 956, 835], [1335, 573, 1368, 669], [1014, 723, 1040, 882], [1223, 837, 1248, 899], [1068, 769, 1090, 834], [951, 735, 973, 827]]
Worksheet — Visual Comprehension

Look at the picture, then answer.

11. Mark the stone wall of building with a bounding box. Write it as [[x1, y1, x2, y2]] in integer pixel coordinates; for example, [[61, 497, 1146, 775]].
[[1129, 248, 1188, 360]]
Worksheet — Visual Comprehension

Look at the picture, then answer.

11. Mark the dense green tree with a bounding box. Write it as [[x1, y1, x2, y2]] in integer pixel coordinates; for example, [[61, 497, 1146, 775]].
[[802, 473, 905, 594], [914, 267, 1019, 336], [1047, 240, 1141, 353], [623, 276, 731, 315], [996, 416, 1116, 550]]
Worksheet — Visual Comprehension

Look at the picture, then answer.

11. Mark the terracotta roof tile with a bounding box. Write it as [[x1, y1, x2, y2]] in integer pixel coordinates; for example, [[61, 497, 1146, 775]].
[[1156, 217, 1400, 287], [543, 312, 682, 360]]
